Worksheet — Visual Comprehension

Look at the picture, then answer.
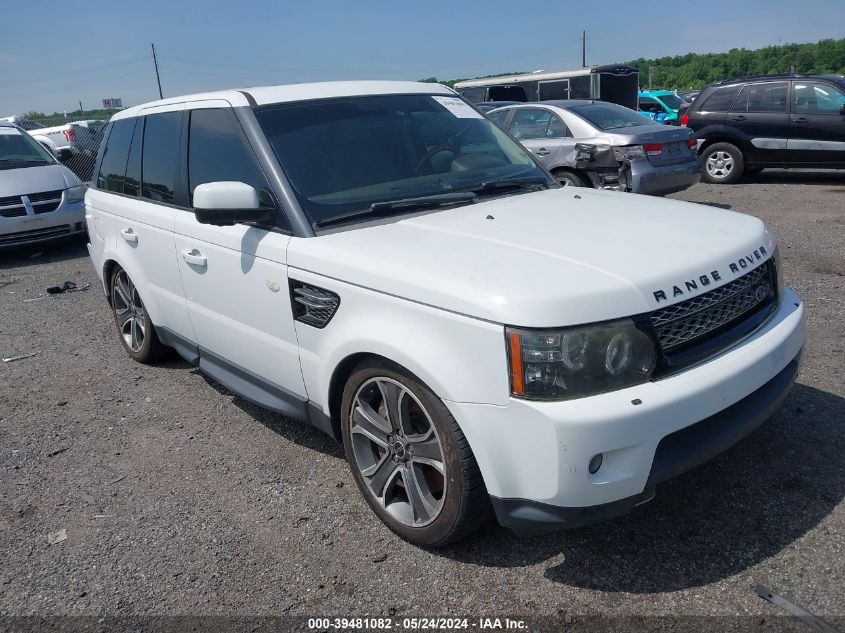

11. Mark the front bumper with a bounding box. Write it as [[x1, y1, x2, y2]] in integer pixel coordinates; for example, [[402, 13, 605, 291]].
[[444, 288, 805, 531], [491, 354, 800, 533], [0, 199, 86, 247], [629, 155, 701, 195]]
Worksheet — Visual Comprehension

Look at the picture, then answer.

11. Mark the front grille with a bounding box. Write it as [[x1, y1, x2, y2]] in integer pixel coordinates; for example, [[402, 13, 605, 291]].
[[29, 190, 63, 214], [0, 190, 64, 218], [650, 263, 771, 351], [644, 260, 778, 377], [0, 195, 26, 218]]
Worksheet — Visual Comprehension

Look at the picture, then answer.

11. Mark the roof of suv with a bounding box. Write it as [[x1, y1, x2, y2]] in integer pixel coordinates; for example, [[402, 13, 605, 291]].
[[112, 81, 455, 121], [710, 73, 845, 87]]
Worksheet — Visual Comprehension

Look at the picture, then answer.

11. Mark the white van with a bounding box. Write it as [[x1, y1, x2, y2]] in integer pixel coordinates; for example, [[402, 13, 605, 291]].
[[86, 81, 805, 546]]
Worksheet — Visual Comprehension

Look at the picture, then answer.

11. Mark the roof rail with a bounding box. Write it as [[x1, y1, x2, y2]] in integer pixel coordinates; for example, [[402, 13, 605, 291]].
[[711, 73, 806, 85]]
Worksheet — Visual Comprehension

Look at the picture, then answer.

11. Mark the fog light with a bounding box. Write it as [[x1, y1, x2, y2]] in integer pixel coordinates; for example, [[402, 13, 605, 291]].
[[588, 453, 603, 474]]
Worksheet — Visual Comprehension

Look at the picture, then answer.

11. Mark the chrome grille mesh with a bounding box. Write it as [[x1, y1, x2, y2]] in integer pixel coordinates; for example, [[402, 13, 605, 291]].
[[650, 263, 772, 351]]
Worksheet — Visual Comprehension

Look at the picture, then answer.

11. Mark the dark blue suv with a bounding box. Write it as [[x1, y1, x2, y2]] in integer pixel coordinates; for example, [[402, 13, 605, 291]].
[[681, 74, 845, 183]]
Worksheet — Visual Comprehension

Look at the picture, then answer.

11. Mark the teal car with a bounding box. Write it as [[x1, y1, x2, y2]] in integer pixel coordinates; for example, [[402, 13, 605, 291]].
[[638, 90, 688, 124]]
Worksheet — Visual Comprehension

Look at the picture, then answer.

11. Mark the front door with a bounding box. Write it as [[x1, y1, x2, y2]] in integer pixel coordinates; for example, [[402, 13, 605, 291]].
[[507, 107, 567, 167], [787, 80, 845, 165], [726, 81, 791, 164], [173, 107, 307, 412]]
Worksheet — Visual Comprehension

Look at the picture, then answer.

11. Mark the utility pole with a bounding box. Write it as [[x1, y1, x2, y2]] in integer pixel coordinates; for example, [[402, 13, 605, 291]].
[[151, 43, 163, 99], [581, 30, 587, 67], [79, 101, 83, 113]]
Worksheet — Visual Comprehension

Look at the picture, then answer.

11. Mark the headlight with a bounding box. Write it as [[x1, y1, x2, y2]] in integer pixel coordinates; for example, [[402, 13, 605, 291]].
[[507, 319, 656, 400], [66, 185, 86, 203]]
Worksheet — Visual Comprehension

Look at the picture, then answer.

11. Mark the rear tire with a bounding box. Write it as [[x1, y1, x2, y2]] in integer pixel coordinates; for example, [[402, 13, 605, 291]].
[[554, 169, 590, 188], [701, 142, 744, 184], [109, 265, 166, 364], [341, 359, 491, 547]]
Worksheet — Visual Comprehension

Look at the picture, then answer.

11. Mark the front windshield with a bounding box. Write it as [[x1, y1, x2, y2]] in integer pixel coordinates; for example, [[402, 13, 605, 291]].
[[568, 102, 654, 130], [0, 127, 54, 169], [254, 94, 548, 225], [658, 93, 686, 110]]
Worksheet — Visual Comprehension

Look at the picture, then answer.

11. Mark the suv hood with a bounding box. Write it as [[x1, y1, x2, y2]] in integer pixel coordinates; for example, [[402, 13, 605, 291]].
[[289, 188, 773, 327]]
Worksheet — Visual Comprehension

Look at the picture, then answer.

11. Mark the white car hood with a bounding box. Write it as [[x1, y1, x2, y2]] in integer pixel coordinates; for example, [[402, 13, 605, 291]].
[[288, 188, 774, 327], [0, 164, 78, 197]]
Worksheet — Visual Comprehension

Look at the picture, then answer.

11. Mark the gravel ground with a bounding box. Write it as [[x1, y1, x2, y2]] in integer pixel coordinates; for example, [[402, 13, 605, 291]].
[[1, 170, 843, 628]]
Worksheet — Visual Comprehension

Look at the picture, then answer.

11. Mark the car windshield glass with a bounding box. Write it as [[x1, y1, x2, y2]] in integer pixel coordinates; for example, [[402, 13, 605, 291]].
[[0, 127, 54, 169], [568, 102, 652, 130], [658, 93, 685, 110], [254, 94, 547, 225]]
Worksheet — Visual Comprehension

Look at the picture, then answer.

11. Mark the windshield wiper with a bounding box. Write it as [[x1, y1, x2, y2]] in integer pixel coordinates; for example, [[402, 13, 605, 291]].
[[314, 192, 477, 229], [474, 176, 549, 194]]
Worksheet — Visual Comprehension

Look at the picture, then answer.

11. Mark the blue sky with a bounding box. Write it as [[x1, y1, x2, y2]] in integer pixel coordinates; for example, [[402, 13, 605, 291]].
[[3, 0, 844, 115]]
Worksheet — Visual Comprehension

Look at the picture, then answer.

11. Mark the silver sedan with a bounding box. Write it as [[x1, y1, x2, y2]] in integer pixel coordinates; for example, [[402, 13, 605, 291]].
[[488, 100, 701, 195]]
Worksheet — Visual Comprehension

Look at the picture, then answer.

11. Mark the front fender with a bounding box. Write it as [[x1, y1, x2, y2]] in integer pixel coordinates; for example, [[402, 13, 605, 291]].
[[289, 269, 510, 414]]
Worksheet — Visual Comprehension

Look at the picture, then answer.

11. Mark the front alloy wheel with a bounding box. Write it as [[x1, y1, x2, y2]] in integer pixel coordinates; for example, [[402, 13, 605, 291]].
[[349, 377, 446, 527], [341, 360, 491, 546]]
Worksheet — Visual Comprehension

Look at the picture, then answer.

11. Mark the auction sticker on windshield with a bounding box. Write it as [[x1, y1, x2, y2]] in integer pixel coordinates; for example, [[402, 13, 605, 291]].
[[0, 128, 20, 135], [432, 96, 484, 119]]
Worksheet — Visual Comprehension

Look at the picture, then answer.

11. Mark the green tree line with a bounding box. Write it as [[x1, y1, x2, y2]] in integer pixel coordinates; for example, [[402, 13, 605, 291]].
[[422, 38, 845, 91]]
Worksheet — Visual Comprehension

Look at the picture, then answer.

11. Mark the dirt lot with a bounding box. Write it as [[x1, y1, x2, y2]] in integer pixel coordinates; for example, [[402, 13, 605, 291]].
[[1, 171, 843, 628]]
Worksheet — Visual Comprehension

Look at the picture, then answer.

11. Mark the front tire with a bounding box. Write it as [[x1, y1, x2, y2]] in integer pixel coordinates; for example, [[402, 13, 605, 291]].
[[109, 266, 166, 363], [341, 359, 491, 546], [701, 142, 744, 184]]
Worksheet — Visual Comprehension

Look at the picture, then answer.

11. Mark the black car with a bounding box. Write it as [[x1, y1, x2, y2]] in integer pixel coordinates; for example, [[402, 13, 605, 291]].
[[681, 74, 845, 183]]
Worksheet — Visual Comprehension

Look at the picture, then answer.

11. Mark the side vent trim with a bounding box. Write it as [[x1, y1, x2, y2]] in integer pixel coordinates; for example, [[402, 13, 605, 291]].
[[289, 280, 340, 328]]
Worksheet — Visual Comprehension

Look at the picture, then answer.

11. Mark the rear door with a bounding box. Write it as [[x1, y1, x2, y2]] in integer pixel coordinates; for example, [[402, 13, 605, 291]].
[[507, 107, 568, 167], [86, 114, 195, 343], [173, 106, 307, 411], [787, 80, 845, 165], [726, 81, 790, 164]]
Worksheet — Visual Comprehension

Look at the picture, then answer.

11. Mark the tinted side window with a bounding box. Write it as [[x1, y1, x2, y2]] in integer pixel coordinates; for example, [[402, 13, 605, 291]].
[[488, 109, 510, 129], [142, 112, 182, 204], [638, 97, 663, 114], [96, 119, 134, 192], [547, 114, 568, 138], [733, 82, 788, 113], [509, 108, 553, 140], [794, 81, 845, 113], [697, 85, 741, 112], [188, 109, 273, 207], [123, 118, 142, 196]]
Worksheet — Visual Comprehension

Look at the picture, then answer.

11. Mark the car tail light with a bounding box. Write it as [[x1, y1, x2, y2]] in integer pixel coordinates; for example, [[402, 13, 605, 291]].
[[680, 113, 689, 126], [642, 143, 663, 156], [686, 138, 697, 150], [62, 129, 76, 142]]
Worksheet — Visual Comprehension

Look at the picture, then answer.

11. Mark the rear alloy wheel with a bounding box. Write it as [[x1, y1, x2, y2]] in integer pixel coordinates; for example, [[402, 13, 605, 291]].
[[701, 142, 744, 184], [341, 360, 491, 546], [110, 266, 166, 363]]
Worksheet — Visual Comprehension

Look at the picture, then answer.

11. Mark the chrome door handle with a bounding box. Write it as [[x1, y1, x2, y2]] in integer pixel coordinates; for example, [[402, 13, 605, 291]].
[[120, 228, 138, 244], [536, 148, 551, 156], [182, 248, 207, 267]]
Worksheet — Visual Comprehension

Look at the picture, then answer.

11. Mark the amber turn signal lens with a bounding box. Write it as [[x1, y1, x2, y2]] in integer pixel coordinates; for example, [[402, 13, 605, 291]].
[[508, 332, 524, 395]]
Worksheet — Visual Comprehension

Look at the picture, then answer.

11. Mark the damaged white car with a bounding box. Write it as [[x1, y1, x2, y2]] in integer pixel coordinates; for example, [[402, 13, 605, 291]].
[[489, 100, 701, 194]]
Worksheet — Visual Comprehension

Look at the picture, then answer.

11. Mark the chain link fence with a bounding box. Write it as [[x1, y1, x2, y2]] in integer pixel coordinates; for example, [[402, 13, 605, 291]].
[[4, 115, 109, 183]]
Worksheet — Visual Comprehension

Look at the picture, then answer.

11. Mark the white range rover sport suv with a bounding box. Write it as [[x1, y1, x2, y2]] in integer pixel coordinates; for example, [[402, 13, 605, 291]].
[[86, 81, 805, 546]]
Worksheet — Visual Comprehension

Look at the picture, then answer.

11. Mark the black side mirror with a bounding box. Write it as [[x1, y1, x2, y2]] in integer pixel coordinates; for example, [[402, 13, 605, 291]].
[[55, 148, 73, 163], [194, 207, 274, 227], [840, 104, 845, 115]]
